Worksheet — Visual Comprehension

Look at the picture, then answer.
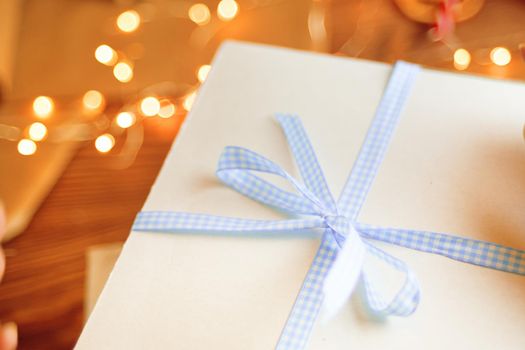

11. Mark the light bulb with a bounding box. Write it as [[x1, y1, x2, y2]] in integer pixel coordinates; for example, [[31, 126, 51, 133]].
[[113, 62, 134, 83], [117, 10, 141, 33], [95, 133, 115, 153], [490, 47, 511, 66], [217, 0, 239, 21], [83, 90, 105, 111], [140, 97, 160, 116], [158, 100, 176, 118], [189, 3, 211, 25], [183, 92, 196, 111], [453, 48, 471, 70], [28, 122, 47, 141], [116, 112, 136, 128], [197, 64, 211, 83], [33, 96, 54, 119], [95, 44, 118, 66], [18, 139, 37, 156]]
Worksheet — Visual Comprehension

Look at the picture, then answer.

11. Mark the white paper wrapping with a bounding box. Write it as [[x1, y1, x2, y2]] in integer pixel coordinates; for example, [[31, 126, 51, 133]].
[[77, 41, 525, 349]]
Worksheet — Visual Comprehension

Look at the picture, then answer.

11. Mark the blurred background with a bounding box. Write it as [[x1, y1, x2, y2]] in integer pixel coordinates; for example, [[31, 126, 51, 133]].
[[0, 0, 523, 348]]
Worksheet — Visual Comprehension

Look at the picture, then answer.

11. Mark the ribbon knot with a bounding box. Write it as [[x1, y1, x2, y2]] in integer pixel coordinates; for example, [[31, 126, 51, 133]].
[[323, 215, 352, 246]]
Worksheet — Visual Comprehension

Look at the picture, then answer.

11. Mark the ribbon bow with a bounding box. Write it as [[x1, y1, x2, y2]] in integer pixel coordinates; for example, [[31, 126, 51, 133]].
[[133, 62, 525, 350]]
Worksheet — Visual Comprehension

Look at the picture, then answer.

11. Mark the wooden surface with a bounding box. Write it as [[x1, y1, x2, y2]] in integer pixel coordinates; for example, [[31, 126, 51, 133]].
[[0, 117, 182, 349], [0, 0, 524, 349]]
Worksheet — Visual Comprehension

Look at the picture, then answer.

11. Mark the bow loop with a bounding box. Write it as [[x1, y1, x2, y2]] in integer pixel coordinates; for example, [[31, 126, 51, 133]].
[[217, 146, 329, 216], [361, 243, 420, 316], [277, 115, 338, 215]]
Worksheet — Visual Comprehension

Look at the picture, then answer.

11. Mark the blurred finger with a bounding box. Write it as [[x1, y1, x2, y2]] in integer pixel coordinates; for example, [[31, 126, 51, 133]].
[[0, 202, 5, 240], [0, 322, 17, 350], [0, 249, 5, 283]]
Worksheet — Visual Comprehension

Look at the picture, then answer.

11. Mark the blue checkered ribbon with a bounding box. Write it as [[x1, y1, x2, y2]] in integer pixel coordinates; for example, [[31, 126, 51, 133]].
[[133, 61, 525, 349]]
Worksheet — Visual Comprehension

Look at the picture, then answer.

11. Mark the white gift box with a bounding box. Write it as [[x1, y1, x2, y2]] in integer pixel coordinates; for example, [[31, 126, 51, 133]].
[[76, 42, 525, 349]]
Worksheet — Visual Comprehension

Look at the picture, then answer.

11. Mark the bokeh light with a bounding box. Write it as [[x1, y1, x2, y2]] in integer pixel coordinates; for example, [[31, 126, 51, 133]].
[[189, 4, 211, 25], [113, 62, 134, 83], [82, 90, 105, 111], [95, 44, 118, 66], [17, 139, 37, 156], [197, 64, 211, 83], [158, 99, 176, 118], [453, 48, 471, 70], [28, 122, 48, 142], [140, 96, 161, 116], [33, 96, 54, 119], [117, 10, 141, 33], [95, 133, 115, 153], [116, 112, 136, 129], [183, 92, 196, 111], [217, 0, 239, 21], [490, 47, 511, 66]]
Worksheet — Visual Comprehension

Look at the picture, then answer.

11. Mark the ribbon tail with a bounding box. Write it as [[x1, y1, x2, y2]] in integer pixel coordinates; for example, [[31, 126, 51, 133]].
[[361, 243, 420, 317], [132, 211, 324, 235], [357, 223, 525, 276], [321, 226, 366, 321]]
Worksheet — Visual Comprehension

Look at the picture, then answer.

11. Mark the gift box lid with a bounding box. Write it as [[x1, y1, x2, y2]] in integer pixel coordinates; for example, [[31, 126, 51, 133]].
[[76, 41, 525, 350]]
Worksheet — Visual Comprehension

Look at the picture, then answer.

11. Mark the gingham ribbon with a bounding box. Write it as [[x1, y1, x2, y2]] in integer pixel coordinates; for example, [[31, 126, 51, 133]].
[[133, 61, 525, 349]]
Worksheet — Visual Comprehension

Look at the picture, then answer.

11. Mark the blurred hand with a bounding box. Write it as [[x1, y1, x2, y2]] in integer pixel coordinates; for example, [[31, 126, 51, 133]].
[[0, 205, 17, 350]]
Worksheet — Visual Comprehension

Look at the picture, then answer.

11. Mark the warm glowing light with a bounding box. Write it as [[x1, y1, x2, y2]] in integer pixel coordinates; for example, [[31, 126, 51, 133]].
[[82, 90, 105, 111], [197, 64, 211, 83], [189, 3, 211, 25], [183, 92, 197, 111], [490, 47, 511, 66], [158, 99, 176, 118], [113, 62, 134, 83], [117, 10, 141, 33], [453, 48, 471, 70], [140, 96, 160, 116], [95, 133, 115, 153], [116, 111, 136, 128], [95, 44, 118, 66], [17, 139, 37, 156], [33, 96, 54, 119], [217, 0, 238, 21], [28, 122, 47, 141]]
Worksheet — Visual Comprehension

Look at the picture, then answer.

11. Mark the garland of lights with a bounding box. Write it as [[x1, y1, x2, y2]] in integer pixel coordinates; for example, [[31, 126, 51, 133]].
[[1, 1, 523, 158], [0, 0, 239, 157]]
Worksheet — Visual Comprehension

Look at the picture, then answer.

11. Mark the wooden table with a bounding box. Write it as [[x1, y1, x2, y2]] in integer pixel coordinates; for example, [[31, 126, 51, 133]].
[[0, 116, 182, 349], [0, 1, 524, 349]]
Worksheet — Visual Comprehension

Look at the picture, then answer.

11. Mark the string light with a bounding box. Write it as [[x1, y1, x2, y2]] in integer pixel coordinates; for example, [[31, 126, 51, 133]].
[[140, 96, 161, 116], [116, 112, 136, 128], [17, 139, 37, 156], [117, 10, 141, 33], [20, 1, 525, 166], [189, 4, 211, 25], [197, 64, 211, 82], [490, 47, 511, 66], [158, 99, 176, 118], [183, 92, 196, 111], [33, 96, 54, 119], [453, 48, 471, 70], [82, 90, 105, 111], [28, 122, 47, 141], [113, 62, 134, 83], [95, 44, 118, 66], [217, 0, 239, 21], [95, 133, 115, 153]]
